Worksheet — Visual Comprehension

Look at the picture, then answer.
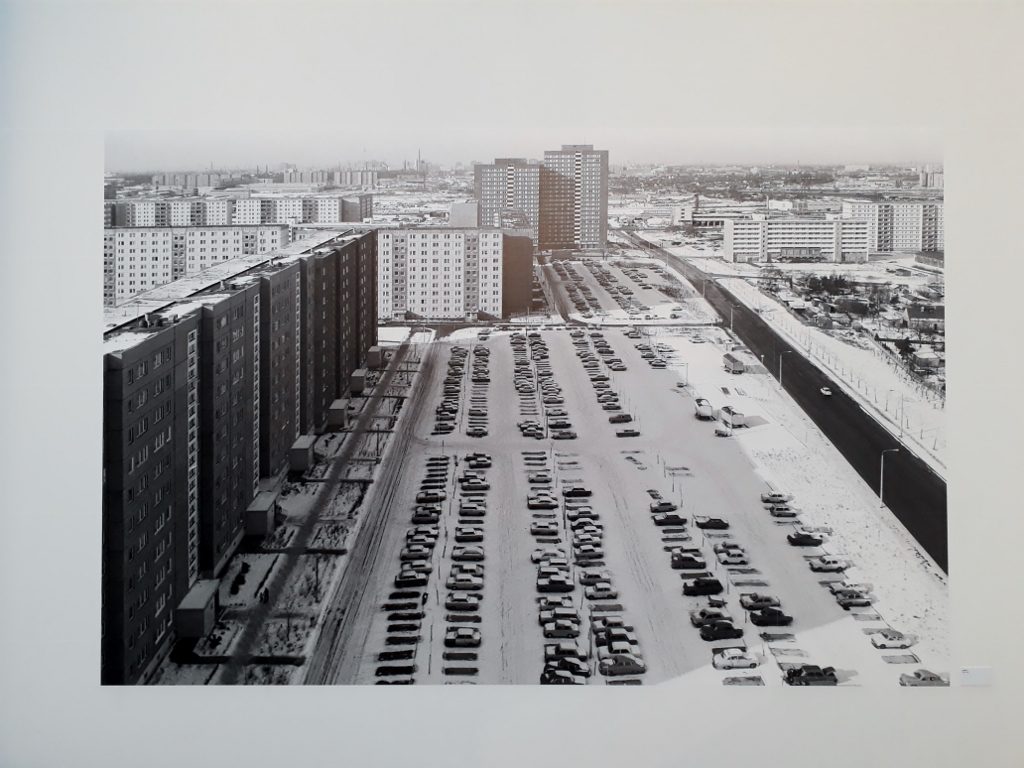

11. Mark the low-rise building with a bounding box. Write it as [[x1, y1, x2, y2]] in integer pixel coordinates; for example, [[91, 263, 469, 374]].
[[905, 304, 945, 332]]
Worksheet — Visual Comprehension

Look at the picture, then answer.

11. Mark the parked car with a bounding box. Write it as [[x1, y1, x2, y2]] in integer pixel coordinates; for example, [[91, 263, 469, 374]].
[[650, 500, 678, 513], [689, 607, 733, 627], [871, 629, 915, 649], [653, 513, 687, 527], [740, 593, 780, 611], [599, 653, 647, 677], [531, 547, 567, 564], [539, 668, 586, 685], [543, 619, 581, 639], [787, 530, 825, 547], [835, 589, 873, 608], [750, 607, 793, 626], [694, 516, 729, 530], [785, 665, 838, 686], [808, 556, 848, 573], [683, 577, 724, 596], [444, 627, 481, 648], [899, 669, 948, 687], [699, 620, 744, 641], [712, 648, 759, 670], [445, 592, 481, 612], [761, 492, 791, 504]]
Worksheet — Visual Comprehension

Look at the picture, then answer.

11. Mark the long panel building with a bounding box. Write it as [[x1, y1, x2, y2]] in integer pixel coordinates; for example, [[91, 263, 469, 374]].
[[101, 229, 377, 685], [103, 225, 290, 307], [106, 194, 373, 230], [723, 215, 871, 263], [841, 199, 944, 253]]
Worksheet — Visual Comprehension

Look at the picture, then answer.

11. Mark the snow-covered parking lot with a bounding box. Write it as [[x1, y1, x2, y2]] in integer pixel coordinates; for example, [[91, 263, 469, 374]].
[[341, 323, 949, 686]]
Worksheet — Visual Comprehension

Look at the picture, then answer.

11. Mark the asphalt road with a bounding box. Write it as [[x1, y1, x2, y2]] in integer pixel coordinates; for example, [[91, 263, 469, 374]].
[[622, 232, 948, 572]]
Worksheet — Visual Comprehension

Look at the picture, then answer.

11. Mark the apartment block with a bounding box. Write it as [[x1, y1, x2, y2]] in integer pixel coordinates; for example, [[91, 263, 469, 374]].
[[539, 145, 609, 251], [102, 311, 201, 686], [377, 228, 531, 321], [723, 216, 871, 263], [841, 200, 944, 253], [101, 229, 377, 684], [104, 225, 290, 307], [476, 159, 541, 246]]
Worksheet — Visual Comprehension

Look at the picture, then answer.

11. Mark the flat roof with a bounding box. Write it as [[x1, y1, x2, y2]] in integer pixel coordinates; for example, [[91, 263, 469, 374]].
[[178, 579, 220, 612], [103, 229, 357, 336]]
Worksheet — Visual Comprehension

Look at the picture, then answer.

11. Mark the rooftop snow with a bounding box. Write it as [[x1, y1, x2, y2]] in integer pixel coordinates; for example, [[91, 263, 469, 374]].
[[102, 229, 357, 335]]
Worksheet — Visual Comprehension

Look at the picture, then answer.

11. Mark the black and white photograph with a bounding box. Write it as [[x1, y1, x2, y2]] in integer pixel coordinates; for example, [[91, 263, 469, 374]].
[[3, 0, 1023, 765], [101, 141, 949, 688]]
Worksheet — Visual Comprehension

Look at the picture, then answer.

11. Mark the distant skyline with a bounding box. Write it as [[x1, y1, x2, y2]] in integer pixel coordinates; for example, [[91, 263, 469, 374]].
[[105, 129, 941, 174]]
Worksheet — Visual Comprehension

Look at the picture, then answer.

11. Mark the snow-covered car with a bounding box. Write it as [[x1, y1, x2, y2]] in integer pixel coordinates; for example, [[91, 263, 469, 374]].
[[689, 607, 733, 627], [395, 571, 428, 588], [578, 568, 612, 585], [808, 556, 848, 573], [820, 387, 833, 397], [574, 545, 605, 561], [528, 496, 559, 510], [537, 577, 575, 594], [452, 546, 485, 562], [835, 589, 873, 608], [400, 545, 433, 561], [650, 500, 678, 513], [565, 512, 598, 524], [543, 619, 582, 639], [531, 522, 560, 536], [871, 629, 915, 650], [713, 648, 759, 670], [599, 653, 647, 676], [444, 627, 481, 648], [538, 596, 573, 611], [551, 430, 578, 440], [768, 505, 798, 518], [544, 642, 586, 662], [445, 592, 481, 612], [531, 547, 567, 564], [550, 657, 591, 678], [466, 427, 488, 438], [616, 428, 641, 437], [716, 550, 748, 565], [899, 669, 948, 687], [446, 574, 483, 591], [740, 593, 781, 610], [694, 516, 730, 530], [404, 559, 433, 574], [584, 583, 618, 600], [455, 527, 484, 544], [761, 491, 791, 504], [539, 607, 579, 626], [528, 472, 553, 484]]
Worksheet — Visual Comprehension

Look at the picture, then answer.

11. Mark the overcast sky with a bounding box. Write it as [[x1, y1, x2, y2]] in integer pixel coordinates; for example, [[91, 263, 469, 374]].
[[90, 2, 964, 171]]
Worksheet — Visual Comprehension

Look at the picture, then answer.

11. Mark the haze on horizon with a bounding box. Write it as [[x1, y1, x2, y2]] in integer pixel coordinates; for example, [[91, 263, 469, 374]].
[[105, 127, 941, 174]]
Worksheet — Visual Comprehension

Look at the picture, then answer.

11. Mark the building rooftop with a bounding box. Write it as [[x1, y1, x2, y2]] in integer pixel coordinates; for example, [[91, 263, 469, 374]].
[[103, 229, 357, 337]]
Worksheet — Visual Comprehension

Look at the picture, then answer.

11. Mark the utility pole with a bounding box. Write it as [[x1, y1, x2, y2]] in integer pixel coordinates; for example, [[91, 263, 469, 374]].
[[880, 448, 899, 508]]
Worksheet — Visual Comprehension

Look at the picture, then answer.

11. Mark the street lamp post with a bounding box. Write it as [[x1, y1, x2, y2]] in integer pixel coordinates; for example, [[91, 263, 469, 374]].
[[880, 448, 899, 508], [778, 350, 792, 387]]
